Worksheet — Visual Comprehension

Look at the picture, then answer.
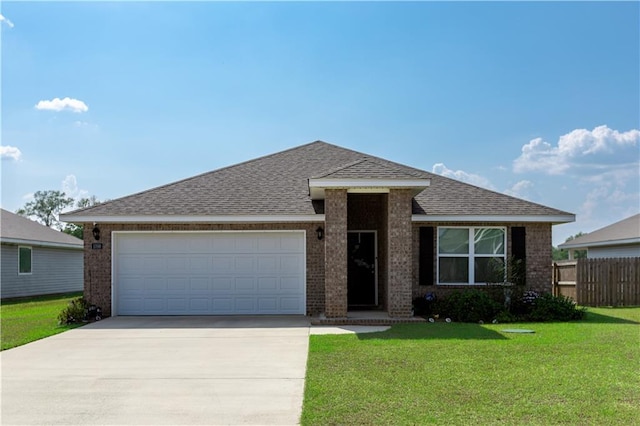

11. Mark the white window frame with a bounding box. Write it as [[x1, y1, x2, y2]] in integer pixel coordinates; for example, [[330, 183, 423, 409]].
[[437, 226, 506, 285], [18, 245, 32, 275]]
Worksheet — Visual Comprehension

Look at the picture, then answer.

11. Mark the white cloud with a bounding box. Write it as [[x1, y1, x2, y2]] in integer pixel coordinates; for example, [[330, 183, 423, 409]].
[[0, 145, 22, 161], [432, 163, 496, 190], [73, 121, 89, 127], [0, 13, 14, 28], [583, 184, 640, 217], [35, 97, 89, 113], [22, 193, 34, 202], [504, 180, 534, 200], [62, 175, 89, 201], [513, 125, 640, 175]]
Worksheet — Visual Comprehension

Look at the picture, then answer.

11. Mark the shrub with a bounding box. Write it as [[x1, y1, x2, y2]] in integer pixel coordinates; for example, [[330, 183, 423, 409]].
[[413, 292, 437, 316], [494, 310, 520, 323], [58, 297, 89, 325], [437, 289, 502, 323], [526, 293, 586, 322], [510, 289, 540, 316]]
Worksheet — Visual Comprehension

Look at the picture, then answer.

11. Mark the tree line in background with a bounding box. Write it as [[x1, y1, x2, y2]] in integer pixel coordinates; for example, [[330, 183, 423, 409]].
[[552, 232, 587, 261], [16, 190, 590, 257], [16, 190, 102, 239]]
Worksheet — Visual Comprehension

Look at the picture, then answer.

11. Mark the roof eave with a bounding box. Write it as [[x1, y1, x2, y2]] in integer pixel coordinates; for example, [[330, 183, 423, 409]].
[[0, 237, 83, 250], [558, 237, 640, 250], [59, 214, 326, 224], [412, 214, 576, 224]]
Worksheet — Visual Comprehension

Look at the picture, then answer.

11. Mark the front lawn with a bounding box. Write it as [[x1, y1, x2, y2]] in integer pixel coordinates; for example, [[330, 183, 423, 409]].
[[0, 292, 84, 350], [302, 308, 640, 425]]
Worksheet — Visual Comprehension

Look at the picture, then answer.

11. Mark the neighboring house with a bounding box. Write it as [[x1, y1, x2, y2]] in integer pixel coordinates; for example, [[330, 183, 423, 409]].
[[61, 141, 574, 318], [558, 214, 640, 259], [1, 209, 83, 299]]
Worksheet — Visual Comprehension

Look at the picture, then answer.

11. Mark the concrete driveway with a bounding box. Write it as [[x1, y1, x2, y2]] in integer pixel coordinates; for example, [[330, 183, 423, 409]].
[[1, 316, 310, 425]]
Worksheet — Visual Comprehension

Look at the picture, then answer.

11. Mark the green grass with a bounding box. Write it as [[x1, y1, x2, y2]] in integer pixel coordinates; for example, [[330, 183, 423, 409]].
[[0, 292, 84, 350], [302, 308, 640, 425]]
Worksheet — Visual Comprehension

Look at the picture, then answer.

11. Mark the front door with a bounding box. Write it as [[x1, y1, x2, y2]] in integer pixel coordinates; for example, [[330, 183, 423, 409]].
[[347, 231, 377, 307]]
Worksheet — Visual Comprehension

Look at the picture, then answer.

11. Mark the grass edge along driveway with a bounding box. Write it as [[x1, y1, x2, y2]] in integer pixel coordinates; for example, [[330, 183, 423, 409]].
[[302, 307, 640, 425], [1, 292, 83, 351]]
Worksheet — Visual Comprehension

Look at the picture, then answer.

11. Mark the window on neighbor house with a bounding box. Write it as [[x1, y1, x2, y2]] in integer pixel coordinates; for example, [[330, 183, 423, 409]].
[[437, 227, 506, 284], [19, 246, 32, 275]]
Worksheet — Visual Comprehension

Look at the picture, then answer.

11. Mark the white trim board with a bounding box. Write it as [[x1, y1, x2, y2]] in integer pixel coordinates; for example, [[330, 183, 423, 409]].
[[412, 214, 575, 224], [61, 214, 326, 224], [0, 237, 83, 250]]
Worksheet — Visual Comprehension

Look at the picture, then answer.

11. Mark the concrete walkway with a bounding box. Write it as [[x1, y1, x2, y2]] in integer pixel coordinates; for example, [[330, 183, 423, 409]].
[[1, 316, 311, 425]]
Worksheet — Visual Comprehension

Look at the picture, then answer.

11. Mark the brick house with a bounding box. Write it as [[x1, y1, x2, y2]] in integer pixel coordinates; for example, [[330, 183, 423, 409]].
[[61, 141, 574, 318]]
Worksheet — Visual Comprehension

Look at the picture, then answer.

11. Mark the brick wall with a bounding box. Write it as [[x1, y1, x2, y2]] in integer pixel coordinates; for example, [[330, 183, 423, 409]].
[[387, 189, 413, 317], [324, 189, 348, 317], [83, 222, 325, 317], [411, 222, 553, 300]]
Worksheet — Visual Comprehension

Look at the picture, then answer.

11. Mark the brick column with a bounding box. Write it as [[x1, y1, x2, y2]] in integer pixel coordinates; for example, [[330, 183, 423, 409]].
[[525, 223, 553, 293], [387, 189, 413, 317], [324, 189, 348, 318]]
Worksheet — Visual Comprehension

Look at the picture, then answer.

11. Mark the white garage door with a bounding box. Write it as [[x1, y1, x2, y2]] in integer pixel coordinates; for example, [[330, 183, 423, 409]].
[[114, 232, 306, 315]]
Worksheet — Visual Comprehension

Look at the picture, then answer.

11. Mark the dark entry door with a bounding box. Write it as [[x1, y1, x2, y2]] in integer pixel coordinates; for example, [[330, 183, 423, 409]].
[[347, 231, 377, 307]]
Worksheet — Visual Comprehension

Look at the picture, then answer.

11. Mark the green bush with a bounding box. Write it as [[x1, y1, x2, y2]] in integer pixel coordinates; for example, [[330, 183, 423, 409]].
[[58, 297, 89, 325], [437, 289, 502, 323], [526, 293, 586, 322]]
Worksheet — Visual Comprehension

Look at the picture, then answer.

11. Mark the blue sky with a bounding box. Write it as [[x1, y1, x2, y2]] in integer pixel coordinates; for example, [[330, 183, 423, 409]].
[[1, 1, 638, 245]]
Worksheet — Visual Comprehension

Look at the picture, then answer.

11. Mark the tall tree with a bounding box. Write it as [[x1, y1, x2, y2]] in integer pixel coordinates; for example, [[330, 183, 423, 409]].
[[16, 190, 74, 229]]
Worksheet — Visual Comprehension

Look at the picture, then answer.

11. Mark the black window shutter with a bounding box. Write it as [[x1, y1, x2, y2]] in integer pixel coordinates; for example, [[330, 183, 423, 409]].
[[511, 227, 526, 261], [419, 227, 435, 286]]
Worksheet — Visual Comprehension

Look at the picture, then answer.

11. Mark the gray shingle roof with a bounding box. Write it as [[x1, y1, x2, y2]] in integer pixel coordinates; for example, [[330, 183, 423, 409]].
[[64, 141, 572, 220], [559, 214, 640, 249], [312, 158, 425, 180], [1, 209, 83, 248]]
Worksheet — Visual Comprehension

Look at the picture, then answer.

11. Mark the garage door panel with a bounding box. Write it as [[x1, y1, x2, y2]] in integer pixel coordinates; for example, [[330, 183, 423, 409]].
[[280, 297, 303, 312], [258, 298, 278, 311], [167, 298, 187, 312], [144, 298, 166, 312], [212, 277, 233, 291], [166, 257, 188, 272], [280, 256, 303, 272], [189, 278, 210, 291], [144, 277, 166, 291], [115, 232, 305, 315], [212, 257, 234, 273], [212, 298, 233, 312], [281, 236, 303, 251], [257, 256, 278, 273], [187, 237, 212, 252], [234, 256, 255, 273], [235, 298, 257, 312], [258, 277, 278, 291], [167, 278, 187, 291], [189, 257, 211, 273], [189, 298, 210, 311], [234, 277, 256, 291]]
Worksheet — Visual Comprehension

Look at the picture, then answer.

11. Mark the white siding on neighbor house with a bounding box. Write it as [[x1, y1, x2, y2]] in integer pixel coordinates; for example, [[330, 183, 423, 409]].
[[1, 244, 83, 299], [588, 244, 640, 259]]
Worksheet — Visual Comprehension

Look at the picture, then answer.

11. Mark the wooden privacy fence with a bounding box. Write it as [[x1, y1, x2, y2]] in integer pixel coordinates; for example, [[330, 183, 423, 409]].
[[553, 257, 640, 307]]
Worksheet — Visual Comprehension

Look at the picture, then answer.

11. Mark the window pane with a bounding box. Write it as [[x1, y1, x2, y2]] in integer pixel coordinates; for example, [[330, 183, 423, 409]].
[[19, 247, 32, 274], [475, 257, 504, 283], [438, 228, 469, 254], [474, 228, 505, 254], [439, 257, 469, 283]]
